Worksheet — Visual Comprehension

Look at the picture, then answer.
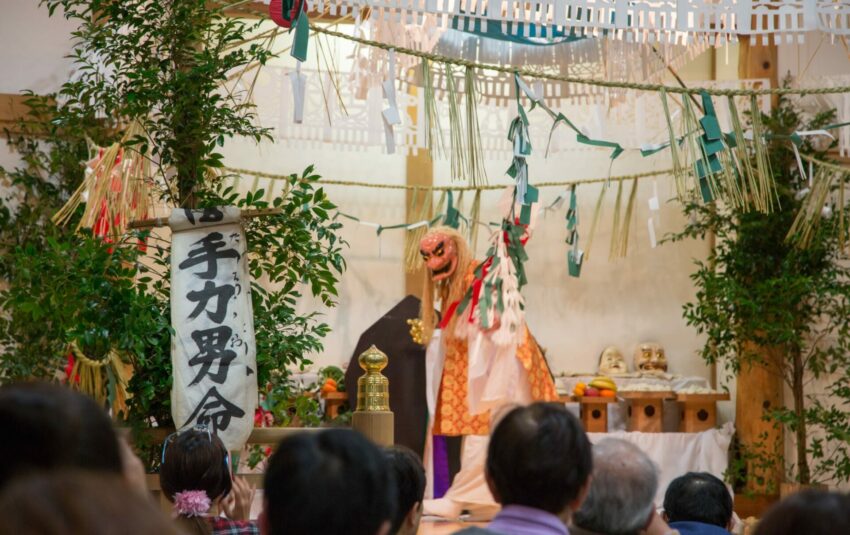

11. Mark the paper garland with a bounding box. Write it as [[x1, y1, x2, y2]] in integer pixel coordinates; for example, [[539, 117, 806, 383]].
[[300, 0, 850, 45]]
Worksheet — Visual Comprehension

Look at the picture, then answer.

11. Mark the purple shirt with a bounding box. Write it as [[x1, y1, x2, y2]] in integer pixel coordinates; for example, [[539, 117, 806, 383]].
[[487, 505, 570, 535]]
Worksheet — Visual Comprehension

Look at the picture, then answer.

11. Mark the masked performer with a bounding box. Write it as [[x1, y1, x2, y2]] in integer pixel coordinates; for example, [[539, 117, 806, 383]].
[[418, 225, 559, 519]]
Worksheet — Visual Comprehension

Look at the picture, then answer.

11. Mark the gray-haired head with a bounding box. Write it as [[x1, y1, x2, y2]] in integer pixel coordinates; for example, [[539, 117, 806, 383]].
[[572, 438, 658, 535]]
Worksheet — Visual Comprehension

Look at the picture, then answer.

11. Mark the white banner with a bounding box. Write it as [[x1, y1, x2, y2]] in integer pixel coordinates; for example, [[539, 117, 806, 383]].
[[169, 206, 257, 451]]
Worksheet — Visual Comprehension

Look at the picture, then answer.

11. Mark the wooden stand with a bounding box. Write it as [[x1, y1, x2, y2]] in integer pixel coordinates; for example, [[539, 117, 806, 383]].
[[573, 396, 617, 433], [620, 391, 675, 433], [321, 391, 348, 419], [352, 411, 394, 446], [676, 392, 730, 432]]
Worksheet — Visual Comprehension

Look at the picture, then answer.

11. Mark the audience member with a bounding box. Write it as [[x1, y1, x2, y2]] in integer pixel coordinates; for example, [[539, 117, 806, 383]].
[[262, 428, 396, 535], [754, 489, 850, 535], [572, 438, 674, 535], [454, 402, 593, 535], [0, 470, 180, 535], [0, 381, 122, 490], [662, 472, 733, 535], [385, 445, 426, 535], [160, 425, 257, 535]]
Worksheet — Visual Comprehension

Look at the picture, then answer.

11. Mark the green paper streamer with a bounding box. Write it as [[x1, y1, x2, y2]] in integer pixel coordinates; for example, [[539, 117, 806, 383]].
[[291, 10, 309, 62]]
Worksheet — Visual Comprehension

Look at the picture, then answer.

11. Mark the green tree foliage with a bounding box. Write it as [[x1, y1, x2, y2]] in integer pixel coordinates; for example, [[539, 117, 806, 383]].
[[671, 93, 850, 486], [43, 0, 274, 206]]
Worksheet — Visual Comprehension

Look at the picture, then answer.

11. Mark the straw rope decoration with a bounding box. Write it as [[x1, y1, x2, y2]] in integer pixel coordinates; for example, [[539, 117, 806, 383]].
[[404, 187, 433, 272], [468, 189, 482, 252], [445, 64, 466, 183], [308, 24, 850, 98], [749, 94, 778, 212], [422, 58, 444, 158], [617, 178, 640, 258], [787, 167, 837, 249], [53, 122, 155, 238], [68, 341, 132, 418], [609, 176, 625, 260], [464, 66, 488, 187]]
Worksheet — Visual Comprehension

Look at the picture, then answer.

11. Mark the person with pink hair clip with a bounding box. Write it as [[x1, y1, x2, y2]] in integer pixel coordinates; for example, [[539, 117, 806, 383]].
[[160, 425, 257, 535]]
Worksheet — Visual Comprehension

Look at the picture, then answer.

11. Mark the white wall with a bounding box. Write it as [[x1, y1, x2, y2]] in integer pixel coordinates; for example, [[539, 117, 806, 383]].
[[0, 2, 77, 172]]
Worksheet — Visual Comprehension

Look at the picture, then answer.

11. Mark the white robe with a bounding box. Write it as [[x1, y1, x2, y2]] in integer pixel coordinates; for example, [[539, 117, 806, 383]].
[[422, 329, 532, 520]]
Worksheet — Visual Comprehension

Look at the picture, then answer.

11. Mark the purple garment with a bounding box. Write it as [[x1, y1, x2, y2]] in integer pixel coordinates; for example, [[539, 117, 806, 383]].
[[432, 434, 451, 498], [487, 505, 570, 535]]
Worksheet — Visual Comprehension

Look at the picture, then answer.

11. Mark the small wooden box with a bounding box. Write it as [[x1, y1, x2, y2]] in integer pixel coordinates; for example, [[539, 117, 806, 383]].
[[620, 391, 675, 433], [675, 392, 730, 432], [575, 396, 618, 433]]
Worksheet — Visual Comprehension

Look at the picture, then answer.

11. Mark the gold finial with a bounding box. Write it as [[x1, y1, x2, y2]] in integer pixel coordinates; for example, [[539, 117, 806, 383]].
[[356, 345, 390, 412]]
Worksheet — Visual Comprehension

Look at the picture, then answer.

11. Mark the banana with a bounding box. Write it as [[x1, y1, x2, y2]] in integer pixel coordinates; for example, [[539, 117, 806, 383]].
[[589, 377, 617, 391]]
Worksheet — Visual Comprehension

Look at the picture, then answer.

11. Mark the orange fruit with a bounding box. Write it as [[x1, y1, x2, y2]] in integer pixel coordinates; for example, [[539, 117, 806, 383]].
[[321, 378, 338, 393], [600, 389, 616, 398]]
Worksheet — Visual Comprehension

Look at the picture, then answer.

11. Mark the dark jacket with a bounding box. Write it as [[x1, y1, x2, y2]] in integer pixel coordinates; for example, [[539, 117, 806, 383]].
[[669, 521, 731, 535]]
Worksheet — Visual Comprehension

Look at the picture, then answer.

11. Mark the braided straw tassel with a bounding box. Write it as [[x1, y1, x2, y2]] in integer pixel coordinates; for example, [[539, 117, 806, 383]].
[[68, 341, 132, 418]]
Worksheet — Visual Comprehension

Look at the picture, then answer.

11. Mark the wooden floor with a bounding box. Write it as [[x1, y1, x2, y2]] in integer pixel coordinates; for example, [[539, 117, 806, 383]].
[[417, 519, 486, 534]]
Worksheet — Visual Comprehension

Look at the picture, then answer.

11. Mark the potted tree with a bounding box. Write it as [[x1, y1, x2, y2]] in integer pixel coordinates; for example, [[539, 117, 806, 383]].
[[671, 91, 850, 492], [1, 0, 346, 467]]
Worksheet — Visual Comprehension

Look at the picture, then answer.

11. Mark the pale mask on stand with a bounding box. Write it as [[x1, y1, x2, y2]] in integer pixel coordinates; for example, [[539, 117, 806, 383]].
[[634, 343, 668, 372], [598, 346, 627, 375]]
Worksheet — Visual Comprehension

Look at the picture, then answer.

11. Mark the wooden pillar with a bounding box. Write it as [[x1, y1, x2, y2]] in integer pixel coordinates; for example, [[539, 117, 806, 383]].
[[736, 37, 784, 493], [404, 85, 433, 298], [738, 35, 779, 108], [736, 344, 784, 493]]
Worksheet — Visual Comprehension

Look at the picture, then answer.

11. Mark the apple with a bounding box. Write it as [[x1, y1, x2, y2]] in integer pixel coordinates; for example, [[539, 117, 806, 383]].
[[584, 387, 601, 397]]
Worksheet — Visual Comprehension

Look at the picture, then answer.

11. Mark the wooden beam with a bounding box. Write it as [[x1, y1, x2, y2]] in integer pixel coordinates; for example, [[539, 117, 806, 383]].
[[0, 93, 45, 137], [404, 86, 433, 298]]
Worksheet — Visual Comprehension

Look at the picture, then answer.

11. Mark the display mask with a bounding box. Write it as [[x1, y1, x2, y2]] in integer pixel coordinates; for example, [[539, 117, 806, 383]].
[[598, 346, 628, 375], [420, 231, 458, 282], [634, 343, 668, 372]]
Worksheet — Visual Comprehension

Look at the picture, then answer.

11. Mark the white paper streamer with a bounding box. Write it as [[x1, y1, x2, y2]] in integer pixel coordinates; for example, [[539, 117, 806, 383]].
[[289, 61, 307, 124], [382, 48, 401, 154]]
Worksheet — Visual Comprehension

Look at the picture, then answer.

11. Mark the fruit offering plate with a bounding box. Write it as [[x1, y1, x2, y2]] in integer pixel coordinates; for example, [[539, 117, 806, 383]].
[[618, 390, 676, 400], [571, 395, 619, 403], [556, 374, 710, 395]]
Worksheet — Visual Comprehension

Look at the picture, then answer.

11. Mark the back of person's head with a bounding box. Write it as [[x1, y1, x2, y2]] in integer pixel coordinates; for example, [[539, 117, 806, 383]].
[[384, 446, 426, 535], [663, 472, 732, 528], [573, 438, 658, 535], [0, 381, 122, 490], [486, 402, 593, 515], [159, 427, 232, 535], [0, 470, 181, 535], [263, 429, 396, 535], [754, 490, 850, 535]]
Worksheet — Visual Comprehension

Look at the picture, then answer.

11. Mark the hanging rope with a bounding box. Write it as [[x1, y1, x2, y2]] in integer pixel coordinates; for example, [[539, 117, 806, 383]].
[[221, 166, 675, 189], [308, 24, 850, 97]]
